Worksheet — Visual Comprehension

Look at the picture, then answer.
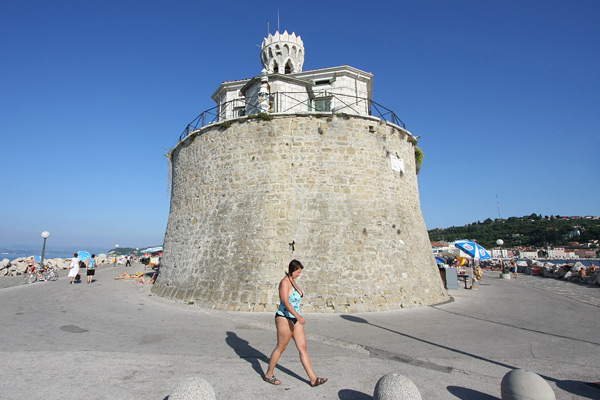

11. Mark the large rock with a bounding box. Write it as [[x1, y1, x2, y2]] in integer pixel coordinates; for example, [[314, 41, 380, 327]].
[[15, 262, 28, 274], [169, 376, 215, 400], [374, 374, 422, 400]]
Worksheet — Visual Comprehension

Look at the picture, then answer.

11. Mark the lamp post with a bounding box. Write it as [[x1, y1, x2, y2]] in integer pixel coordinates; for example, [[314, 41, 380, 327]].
[[496, 239, 505, 274], [114, 244, 119, 265], [496, 239, 504, 256], [40, 231, 50, 270]]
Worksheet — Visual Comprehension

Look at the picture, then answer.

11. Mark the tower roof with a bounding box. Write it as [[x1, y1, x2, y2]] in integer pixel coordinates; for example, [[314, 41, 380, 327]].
[[260, 30, 305, 74]]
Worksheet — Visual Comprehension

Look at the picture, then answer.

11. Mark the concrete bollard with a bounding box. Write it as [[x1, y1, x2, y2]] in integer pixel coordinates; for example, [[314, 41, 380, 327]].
[[501, 369, 555, 400], [374, 373, 422, 400], [169, 376, 216, 400], [501, 273, 511, 279]]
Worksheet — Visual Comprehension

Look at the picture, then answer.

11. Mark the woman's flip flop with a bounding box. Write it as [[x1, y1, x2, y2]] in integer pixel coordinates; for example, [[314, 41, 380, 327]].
[[311, 377, 328, 387], [264, 376, 281, 385]]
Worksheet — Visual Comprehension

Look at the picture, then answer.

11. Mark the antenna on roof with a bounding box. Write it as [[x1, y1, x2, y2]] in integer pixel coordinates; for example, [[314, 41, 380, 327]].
[[496, 194, 501, 219]]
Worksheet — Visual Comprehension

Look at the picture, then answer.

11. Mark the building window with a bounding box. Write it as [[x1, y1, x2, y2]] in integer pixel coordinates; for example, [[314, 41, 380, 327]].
[[314, 97, 332, 112], [234, 106, 245, 117]]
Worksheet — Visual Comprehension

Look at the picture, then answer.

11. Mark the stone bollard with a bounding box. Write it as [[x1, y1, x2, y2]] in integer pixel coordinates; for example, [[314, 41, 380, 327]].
[[169, 376, 216, 400], [501, 273, 511, 279], [501, 369, 555, 400], [374, 373, 422, 400]]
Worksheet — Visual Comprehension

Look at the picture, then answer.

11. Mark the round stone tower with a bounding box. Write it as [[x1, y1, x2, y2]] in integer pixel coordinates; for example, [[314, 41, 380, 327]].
[[152, 32, 448, 313]]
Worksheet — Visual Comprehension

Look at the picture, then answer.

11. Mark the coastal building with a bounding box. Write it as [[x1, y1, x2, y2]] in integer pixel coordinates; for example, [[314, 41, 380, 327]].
[[490, 248, 508, 258], [518, 248, 538, 259], [546, 247, 566, 259], [153, 29, 447, 313], [575, 249, 597, 258]]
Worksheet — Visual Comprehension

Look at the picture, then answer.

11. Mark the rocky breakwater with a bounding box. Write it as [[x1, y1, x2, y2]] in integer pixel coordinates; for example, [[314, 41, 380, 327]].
[[533, 261, 600, 285], [0, 256, 110, 277]]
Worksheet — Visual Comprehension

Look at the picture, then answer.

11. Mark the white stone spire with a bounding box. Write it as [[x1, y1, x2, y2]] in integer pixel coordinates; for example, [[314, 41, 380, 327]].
[[260, 30, 304, 74]]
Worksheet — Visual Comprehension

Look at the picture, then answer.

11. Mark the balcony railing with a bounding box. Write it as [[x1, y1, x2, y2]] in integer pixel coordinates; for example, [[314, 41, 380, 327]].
[[179, 91, 405, 142]]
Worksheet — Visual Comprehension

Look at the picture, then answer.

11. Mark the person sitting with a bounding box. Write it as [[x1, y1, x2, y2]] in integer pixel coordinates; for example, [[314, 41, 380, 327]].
[[136, 273, 158, 285], [26, 257, 36, 274]]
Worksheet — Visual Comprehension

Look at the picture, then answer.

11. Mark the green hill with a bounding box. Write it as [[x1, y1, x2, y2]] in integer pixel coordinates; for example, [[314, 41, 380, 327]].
[[428, 214, 600, 249]]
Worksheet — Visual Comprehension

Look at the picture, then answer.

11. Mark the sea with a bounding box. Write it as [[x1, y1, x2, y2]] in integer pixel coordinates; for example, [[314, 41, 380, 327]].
[[1, 248, 108, 261]]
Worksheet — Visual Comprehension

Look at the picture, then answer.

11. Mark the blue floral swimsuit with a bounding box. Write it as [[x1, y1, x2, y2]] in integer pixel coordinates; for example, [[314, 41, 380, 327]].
[[276, 276, 303, 324]]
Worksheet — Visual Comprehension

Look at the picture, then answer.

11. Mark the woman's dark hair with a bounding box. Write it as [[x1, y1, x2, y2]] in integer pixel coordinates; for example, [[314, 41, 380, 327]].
[[91, 254, 95, 258], [74, 253, 78, 257], [288, 259, 304, 275]]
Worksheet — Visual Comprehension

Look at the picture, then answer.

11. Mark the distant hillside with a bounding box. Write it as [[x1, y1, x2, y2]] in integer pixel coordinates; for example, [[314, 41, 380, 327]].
[[428, 214, 600, 249]]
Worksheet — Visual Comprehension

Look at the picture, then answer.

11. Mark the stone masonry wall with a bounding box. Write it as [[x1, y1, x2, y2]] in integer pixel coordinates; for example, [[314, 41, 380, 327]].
[[152, 113, 448, 312]]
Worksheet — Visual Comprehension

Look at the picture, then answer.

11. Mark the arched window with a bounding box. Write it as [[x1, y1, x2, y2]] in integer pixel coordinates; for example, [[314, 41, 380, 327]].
[[272, 61, 279, 73], [285, 60, 294, 74]]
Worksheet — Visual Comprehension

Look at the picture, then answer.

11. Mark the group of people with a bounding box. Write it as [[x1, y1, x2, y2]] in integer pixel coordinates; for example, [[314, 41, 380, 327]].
[[497, 259, 519, 278], [67, 252, 98, 284]]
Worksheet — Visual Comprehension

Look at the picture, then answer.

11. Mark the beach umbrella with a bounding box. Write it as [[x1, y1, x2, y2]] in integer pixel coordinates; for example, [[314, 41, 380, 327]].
[[77, 251, 91, 261], [454, 240, 491, 261], [435, 256, 446, 265]]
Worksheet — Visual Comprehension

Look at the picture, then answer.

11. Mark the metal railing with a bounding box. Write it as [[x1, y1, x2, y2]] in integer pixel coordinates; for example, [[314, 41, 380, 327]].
[[179, 91, 405, 142]]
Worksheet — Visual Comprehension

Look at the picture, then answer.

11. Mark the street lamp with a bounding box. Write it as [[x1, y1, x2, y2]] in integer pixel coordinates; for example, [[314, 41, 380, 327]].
[[115, 244, 119, 265], [496, 239, 504, 255], [496, 239, 504, 272], [40, 231, 50, 270]]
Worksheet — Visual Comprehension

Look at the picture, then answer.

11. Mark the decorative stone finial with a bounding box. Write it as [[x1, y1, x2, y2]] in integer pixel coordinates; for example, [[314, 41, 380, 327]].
[[258, 68, 270, 113], [261, 30, 304, 74]]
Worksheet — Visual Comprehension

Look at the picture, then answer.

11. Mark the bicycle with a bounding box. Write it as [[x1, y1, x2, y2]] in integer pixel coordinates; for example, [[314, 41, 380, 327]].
[[23, 265, 59, 284]]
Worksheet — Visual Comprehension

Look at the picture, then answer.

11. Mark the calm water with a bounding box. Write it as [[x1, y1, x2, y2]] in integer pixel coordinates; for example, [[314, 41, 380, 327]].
[[0, 250, 101, 261]]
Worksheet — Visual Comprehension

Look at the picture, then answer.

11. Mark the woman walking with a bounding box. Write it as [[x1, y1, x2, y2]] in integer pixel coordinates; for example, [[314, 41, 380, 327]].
[[264, 259, 327, 387], [68, 253, 79, 284], [86, 254, 97, 283]]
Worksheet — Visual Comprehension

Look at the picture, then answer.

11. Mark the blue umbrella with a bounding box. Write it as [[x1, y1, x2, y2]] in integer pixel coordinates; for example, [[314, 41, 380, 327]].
[[454, 240, 491, 261], [77, 251, 91, 261], [435, 256, 446, 265]]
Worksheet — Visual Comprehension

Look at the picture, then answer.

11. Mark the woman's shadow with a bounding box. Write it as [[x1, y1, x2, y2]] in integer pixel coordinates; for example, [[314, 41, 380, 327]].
[[225, 331, 306, 383]]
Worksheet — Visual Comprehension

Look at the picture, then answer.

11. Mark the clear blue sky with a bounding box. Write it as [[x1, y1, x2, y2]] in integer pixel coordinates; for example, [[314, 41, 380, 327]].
[[1, 0, 599, 250]]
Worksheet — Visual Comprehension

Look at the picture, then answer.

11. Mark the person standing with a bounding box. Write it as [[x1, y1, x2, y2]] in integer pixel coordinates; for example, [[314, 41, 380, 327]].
[[86, 254, 97, 283], [511, 259, 518, 278], [125, 255, 132, 267], [264, 259, 327, 387], [68, 253, 80, 284]]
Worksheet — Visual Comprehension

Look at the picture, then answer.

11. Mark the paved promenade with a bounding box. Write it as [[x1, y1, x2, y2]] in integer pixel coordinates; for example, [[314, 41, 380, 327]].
[[0, 265, 598, 399]]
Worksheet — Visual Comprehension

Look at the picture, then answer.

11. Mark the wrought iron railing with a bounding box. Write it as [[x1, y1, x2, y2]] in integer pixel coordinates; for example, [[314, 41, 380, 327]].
[[179, 91, 405, 141]]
